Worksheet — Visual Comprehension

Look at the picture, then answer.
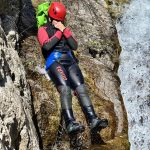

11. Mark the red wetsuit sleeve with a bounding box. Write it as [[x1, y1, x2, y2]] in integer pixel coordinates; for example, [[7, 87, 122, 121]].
[[63, 27, 78, 50], [38, 27, 62, 51]]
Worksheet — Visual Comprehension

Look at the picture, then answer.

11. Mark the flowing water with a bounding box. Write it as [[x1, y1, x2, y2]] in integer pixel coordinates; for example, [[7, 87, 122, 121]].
[[116, 0, 150, 149]]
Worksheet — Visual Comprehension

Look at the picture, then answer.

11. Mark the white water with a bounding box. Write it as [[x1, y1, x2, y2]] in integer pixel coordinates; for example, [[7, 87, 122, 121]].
[[116, 0, 150, 150]]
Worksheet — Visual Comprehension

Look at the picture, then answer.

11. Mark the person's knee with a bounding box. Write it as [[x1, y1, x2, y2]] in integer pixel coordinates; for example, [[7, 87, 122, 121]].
[[75, 84, 88, 95], [58, 85, 72, 109], [58, 85, 71, 96]]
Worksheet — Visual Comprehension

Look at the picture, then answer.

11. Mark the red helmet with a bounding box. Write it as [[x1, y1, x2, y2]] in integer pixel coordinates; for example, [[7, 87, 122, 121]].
[[48, 2, 66, 21]]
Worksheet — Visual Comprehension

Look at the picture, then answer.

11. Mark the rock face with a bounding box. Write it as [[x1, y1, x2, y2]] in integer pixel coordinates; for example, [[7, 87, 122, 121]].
[[23, 0, 129, 149], [1, 0, 130, 149], [105, 0, 130, 19], [0, 27, 40, 150], [116, 0, 150, 149], [0, 0, 19, 35], [0, 0, 36, 37], [0, 1, 39, 150], [63, 0, 116, 70]]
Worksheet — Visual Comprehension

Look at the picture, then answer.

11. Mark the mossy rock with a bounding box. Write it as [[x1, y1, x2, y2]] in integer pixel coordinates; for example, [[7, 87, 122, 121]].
[[105, 0, 130, 19]]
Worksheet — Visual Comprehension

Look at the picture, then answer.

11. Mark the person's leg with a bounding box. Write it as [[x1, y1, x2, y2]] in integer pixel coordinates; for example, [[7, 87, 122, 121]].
[[47, 62, 84, 134], [68, 63, 108, 132]]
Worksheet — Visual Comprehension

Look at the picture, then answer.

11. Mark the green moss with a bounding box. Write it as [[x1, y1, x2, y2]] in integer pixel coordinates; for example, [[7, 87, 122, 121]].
[[105, 0, 130, 19], [87, 38, 114, 56]]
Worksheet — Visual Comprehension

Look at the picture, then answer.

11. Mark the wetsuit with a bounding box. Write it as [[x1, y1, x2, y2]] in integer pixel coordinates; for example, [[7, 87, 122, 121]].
[[37, 22, 108, 134]]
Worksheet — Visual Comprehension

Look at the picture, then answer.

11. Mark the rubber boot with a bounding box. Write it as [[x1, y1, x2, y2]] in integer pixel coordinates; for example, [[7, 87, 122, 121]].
[[82, 105, 108, 133], [63, 109, 85, 135]]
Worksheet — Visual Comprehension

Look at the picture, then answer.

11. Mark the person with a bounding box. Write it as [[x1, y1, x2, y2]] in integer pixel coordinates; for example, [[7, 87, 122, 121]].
[[37, 2, 108, 135]]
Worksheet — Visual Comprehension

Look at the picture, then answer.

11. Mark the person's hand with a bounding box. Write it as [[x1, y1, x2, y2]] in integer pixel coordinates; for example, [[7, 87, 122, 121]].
[[52, 20, 66, 32]]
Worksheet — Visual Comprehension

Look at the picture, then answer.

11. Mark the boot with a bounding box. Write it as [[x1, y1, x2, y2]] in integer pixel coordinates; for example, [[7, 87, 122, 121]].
[[82, 105, 108, 133], [62, 109, 85, 135]]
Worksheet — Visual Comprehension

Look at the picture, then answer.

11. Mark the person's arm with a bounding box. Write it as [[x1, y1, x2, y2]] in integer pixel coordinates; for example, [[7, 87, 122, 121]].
[[37, 27, 62, 51], [52, 21, 78, 50], [63, 27, 78, 50]]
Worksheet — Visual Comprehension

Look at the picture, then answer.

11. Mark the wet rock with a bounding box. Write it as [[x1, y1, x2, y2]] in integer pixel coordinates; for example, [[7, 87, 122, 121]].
[[20, 0, 129, 149]]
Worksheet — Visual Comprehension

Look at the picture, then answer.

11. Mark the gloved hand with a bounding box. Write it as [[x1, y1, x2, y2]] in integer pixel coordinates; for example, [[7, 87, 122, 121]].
[[52, 20, 66, 32]]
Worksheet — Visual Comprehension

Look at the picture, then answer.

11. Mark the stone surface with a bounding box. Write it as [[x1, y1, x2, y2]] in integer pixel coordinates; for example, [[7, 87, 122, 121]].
[[0, 29, 40, 150], [20, 0, 129, 149], [0, 1, 40, 150], [80, 55, 128, 135], [0, 0, 130, 149], [63, 0, 116, 70], [105, 0, 130, 19], [116, 0, 150, 149]]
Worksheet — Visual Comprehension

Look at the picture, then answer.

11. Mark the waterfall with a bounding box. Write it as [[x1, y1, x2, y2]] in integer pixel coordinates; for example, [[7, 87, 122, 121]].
[[116, 0, 150, 150]]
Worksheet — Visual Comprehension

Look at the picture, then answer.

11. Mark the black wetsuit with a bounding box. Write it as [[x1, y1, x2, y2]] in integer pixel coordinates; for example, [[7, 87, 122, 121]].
[[37, 22, 99, 130]]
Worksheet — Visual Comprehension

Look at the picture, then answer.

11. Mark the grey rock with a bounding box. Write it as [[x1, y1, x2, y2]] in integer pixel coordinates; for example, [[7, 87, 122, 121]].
[[0, 27, 40, 149]]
